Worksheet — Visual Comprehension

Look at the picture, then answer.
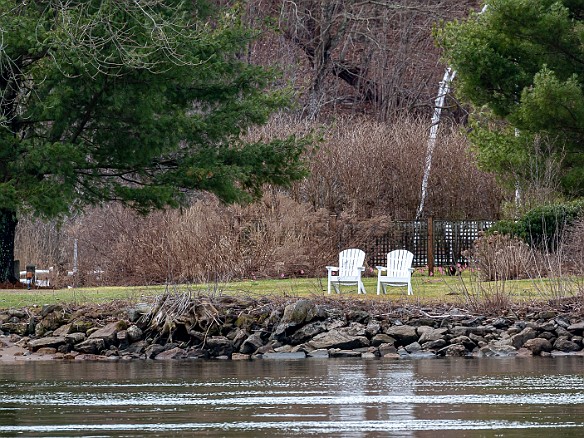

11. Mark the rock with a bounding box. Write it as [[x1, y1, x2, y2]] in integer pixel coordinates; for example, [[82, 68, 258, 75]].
[[418, 327, 447, 344], [231, 353, 251, 360], [510, 327, 538, 349], [154, 347, 188, 360], [553, 337, 581, 352], [75, 354, 109, 361], [53, 324, 72, 337], [273, 300, 319, 337], [567, 321, 584, 334], [121, 340, 147, 355], [88, 322, 123, 345], [405, 342, 422, 353], [256, 340, 279, 354], [378, 342, 398, 356], [8, 309, 27, 319], [307, 349, 329, 358], [37, 347, 57, 355], [290, 321, 327, 344], [75, 338, 106, 355], [262, 352, 306, 360], [449, 335, 476, 351], [144, 344, 166, 359], [537, 311, 556, 320], [1, 323, 29, 336], [478, 343, 517, 357], [450, 326, 471, 337], [205, 336, 234, 357], [328, 349, 361, 358], [438, 344, 468, 357], [274, 345, 294, 353], [127, 303, 152, 323], [365, 320, 381, 337], [384, 325, 418, 345], [35, 308, 68, 337], [226, 329, 246, 351], [116, 330, 129, 347], [491, 317, 511, 329], [28, 336, 67, 352], [421, 339, 447, 350], [523, 338, 553, 355], [347, 310, 370, 324], [308, 329, 369, 350], [371, 333, 396, 346], [70, 319, 94, 334], [240, 333, 265, 354], [126, 325, 143, 343]]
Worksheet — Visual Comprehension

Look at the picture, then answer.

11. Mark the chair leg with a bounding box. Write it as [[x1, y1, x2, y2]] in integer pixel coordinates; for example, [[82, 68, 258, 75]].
[[327, 278, 331, 295], [359, 281, 366, 294], [376, 279, 381, 295], [408, 281, 412, 295]]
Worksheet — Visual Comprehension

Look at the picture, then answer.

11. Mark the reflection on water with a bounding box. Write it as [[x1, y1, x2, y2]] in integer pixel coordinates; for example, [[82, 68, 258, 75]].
[[0, 357, 583, 437]]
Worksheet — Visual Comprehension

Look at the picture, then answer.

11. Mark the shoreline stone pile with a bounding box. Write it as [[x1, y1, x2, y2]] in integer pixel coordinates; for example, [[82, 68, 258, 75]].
[[1, 297, 584, 361]]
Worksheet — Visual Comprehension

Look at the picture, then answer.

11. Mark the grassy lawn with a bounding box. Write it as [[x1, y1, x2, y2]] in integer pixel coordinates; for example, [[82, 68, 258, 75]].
[[1, 270, 581, 309]]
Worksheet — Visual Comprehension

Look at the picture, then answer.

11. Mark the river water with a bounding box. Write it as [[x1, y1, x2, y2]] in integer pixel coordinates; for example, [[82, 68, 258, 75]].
[[0, 357, 583, 437]]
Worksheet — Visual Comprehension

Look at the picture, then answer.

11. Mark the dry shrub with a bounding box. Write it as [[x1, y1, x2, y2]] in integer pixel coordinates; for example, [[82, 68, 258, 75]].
[[63, 193, 339, 286], [289, 115, 502, 220], [562, 218, 584, 275], [14, 114, 505, 286], [465, 232, 542, 281]]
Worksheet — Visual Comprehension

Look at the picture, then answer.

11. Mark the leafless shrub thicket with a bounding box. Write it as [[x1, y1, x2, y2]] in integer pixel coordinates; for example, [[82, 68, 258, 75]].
[[464, 232, 543, 282], [15, 116, 502, 285], [292, 116, 502, 219], [562, 218, 584, 275]]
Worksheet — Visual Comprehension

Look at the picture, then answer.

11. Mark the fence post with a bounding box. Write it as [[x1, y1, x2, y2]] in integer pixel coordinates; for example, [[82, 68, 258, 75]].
[[427, 216, 434, 276]]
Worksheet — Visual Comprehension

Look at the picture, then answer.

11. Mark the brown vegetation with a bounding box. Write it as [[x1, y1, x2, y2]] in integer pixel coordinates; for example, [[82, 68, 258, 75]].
[[15, 116, 503, 286]]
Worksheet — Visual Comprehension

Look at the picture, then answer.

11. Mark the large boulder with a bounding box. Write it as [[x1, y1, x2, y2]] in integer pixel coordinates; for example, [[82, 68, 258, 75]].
[[273, 300, 321, 338], [290, 321, 327, 344], [510, 327, 538, 349], [384, 325, 418, 346], [75, 338, 106, 354], [88, 321, 125, 346], [307, 328, 369, 350], [418, 327, 448, 344], [240, 333, 265, 354], [553, 337, 581, 352], [28, 336, 67, 352], [523, 338, 553, 355]]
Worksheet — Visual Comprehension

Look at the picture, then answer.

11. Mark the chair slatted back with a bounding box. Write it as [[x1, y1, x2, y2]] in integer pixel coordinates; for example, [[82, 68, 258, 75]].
[[386, 250, 414, 277], [338, 248, 365, 277]]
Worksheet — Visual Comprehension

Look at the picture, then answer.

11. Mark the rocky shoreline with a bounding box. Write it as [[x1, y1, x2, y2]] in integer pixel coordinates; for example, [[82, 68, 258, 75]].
[[1, 295, 584, 362]]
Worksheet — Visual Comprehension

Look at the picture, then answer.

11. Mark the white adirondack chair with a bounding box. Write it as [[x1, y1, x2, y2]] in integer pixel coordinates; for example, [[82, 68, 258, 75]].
[[376, 250, 414, 295], [326, 248, 367, 294]]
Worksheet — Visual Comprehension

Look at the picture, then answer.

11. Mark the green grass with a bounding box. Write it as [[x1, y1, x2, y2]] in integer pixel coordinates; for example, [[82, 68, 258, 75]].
[[1, 271, 582, 309]]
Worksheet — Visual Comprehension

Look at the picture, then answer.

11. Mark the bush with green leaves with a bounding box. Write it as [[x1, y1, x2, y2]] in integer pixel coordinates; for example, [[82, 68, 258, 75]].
[[488, 200, 584, 251]]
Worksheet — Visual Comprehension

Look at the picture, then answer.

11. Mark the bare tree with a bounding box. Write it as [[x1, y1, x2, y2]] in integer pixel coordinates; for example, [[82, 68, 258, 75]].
[[272, 0, 479, 120]]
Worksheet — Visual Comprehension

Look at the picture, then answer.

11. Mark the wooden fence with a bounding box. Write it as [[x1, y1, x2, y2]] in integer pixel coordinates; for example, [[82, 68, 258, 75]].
[[363, 218, 494, 272]]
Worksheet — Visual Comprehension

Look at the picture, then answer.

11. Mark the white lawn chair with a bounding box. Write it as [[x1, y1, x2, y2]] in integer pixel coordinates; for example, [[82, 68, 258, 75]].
[[376, 250, 414, 295], [326, 248, 367, 294]]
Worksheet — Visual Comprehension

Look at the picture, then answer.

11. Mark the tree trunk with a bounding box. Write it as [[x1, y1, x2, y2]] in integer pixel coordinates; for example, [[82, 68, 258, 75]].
[[0, 208, 18, 284]]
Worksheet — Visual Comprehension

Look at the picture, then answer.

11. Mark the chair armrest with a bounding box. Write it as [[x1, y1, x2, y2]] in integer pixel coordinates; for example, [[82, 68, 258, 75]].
[[408, 268, 415, 273], [375, 266, 387, 272], [357, 267, 365, 272], [326, 266, 338, 272]]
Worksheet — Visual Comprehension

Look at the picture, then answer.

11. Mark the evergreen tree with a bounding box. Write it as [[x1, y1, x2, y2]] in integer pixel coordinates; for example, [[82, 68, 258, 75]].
[[436, 0, 584, 198], [0, 0, 309, 283]]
